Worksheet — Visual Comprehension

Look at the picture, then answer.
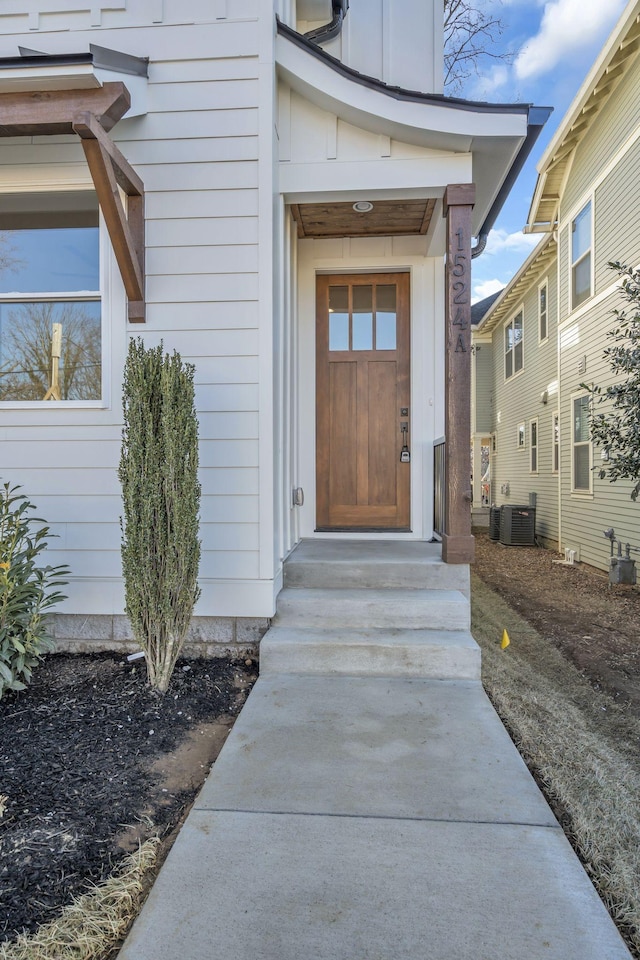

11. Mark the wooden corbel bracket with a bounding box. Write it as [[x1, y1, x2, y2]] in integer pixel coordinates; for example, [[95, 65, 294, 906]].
[[73, 111, 145, 322]]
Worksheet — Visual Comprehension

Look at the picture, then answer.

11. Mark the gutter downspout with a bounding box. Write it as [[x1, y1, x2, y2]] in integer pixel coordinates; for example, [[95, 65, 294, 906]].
[[304, 0, 349, 45], [471, 233, 488, 259]]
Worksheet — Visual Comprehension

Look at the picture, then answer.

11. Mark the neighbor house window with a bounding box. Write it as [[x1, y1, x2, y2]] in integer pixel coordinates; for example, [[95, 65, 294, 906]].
[[530, 418, 538, 473], [572, 394, 591, 492], [0, 191, 101, 402], [517, 422, 525, 449], [505, 309, 523, 379], [552, 412, 559, 474], [539, 281, 548, 342], [571, 201, 592, 309]]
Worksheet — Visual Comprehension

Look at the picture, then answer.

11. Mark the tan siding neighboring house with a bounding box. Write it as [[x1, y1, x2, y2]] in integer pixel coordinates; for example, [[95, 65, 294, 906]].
[[474, 242, 559, 545], [473, 0, 640, 574]]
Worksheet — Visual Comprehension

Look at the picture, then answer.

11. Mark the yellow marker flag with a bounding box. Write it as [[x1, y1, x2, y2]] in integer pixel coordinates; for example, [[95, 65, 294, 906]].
[[501, 629, 510, 650]]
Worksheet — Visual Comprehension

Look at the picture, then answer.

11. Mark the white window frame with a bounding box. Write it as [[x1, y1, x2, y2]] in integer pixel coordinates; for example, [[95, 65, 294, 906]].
[[571, 200, 593, 311], [538, 279, 548, 343], [0, 185, 111, 409], [504, 307, 524, 381], [571, 392, 592, 494], [517, 422, 525, 449], [552, 411, 559, 475], [529, 418, 538, 474]]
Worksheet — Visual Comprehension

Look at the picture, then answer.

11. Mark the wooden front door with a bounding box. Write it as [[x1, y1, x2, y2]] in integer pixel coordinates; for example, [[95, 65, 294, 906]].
[[316, 273, 410, 530]]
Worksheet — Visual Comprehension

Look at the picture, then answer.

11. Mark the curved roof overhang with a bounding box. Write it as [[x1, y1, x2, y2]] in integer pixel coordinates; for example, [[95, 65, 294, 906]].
[[276, 19, 551, 239], [527, 1, 640, 233]]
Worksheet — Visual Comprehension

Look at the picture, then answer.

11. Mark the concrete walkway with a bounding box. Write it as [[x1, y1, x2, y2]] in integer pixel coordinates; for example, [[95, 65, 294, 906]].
[[119, 542, 631, 960]]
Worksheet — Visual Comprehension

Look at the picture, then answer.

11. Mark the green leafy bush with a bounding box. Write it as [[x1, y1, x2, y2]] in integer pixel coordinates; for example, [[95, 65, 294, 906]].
[[0, 483, 69, 697]]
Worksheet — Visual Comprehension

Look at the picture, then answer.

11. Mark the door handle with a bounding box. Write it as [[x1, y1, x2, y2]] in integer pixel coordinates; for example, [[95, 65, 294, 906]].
[[400, 421, 410, 463]]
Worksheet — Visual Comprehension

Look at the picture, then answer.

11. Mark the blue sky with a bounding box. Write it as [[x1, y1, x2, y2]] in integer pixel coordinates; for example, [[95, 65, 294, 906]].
[[466, 0, 629, 303]]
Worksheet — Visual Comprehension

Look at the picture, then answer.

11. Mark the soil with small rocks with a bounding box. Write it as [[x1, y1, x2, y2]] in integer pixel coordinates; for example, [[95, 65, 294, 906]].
[[473, 529, 640, 717], [0, 653, 257, 943]]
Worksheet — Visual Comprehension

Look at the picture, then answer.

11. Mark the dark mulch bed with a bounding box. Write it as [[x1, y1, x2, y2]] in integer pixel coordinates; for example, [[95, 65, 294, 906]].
[[0, 653, 257, 943]]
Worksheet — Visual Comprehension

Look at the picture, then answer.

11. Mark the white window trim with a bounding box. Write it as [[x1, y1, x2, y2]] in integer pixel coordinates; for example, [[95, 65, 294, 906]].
[[552, 410, 559, 475], [517, 422, 525, 449], [570, 199, 594, 313], [570, 391, 593, 496], [504, 307, 524, 381], [0, 191, 111, 410], [538, 279, 549, 344], [529, 417, 538, 474]]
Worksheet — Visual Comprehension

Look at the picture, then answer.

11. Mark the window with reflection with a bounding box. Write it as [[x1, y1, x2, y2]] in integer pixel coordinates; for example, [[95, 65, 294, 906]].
[[0, 191, 101, 402], [571, 202, 592, 309], [504, 309, 523, 379], [572, 394, 591, 492], [328, 281, 398, 353]]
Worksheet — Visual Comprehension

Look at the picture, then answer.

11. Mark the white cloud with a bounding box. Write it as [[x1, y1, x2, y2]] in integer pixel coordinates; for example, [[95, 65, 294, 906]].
[[484, 228, 543, 257], [468, 64, 510, 99], [472, 279, 504, 304], [514, 0, 626, 80]]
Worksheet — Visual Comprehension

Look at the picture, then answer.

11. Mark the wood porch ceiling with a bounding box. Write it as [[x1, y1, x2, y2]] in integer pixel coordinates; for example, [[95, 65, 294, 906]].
[[291, 198, 436, 239]]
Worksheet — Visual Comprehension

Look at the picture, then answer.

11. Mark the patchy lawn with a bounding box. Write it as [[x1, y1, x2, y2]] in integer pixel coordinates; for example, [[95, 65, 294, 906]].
[[473, 531, 640, 958]]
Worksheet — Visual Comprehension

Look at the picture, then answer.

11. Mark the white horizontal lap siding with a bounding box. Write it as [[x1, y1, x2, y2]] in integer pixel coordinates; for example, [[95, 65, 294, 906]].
[[561, 54, 640, 219], [0, 14, 266, 613], [595, 139, 640, 292], [559, 291, 639, 570], [130, 36, 262, 594], [491, 264, 559, 542]]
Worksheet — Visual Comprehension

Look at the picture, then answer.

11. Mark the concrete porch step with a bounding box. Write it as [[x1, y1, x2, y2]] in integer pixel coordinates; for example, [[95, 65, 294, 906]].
[[283, 539, 469, 595], [272, 587, 470, 631], [260, 625, 480, 679]]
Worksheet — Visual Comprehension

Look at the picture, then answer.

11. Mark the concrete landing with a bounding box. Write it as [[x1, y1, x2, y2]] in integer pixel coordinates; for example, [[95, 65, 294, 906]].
[[119, 675, 631, 960], [283, 538, 470, 595]]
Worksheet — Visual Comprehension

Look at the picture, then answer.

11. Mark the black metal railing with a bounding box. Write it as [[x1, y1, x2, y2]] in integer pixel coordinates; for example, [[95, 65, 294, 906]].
[[433, 437, 446, 537]]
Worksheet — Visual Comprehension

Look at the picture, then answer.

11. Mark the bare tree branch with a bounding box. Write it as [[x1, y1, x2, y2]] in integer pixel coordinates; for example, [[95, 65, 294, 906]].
[[444, 0, 513, 94]]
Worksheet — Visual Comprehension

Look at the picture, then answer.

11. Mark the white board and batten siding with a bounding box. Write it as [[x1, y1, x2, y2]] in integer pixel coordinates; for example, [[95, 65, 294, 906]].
[[0, 2, 281, 618], [294, 0, 443, 95], [488, 263, 559, 546]]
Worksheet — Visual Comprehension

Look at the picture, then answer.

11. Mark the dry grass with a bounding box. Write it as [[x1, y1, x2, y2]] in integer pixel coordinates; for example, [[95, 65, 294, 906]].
[[0, 838, 160, 960], [472, 572, 640, 957]]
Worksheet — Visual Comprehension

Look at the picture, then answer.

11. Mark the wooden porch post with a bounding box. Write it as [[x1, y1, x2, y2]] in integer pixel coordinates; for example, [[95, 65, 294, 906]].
[[442, 184, 475, 564]]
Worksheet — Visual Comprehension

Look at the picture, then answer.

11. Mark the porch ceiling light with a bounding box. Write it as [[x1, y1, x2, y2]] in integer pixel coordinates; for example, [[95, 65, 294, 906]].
[[353, 201, 373, 213]]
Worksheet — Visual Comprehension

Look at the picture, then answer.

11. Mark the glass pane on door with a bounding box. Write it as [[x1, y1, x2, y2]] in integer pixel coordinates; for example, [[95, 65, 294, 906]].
[[352, 285, 373, 350], [328, 285, 349, 351], [376, 284, 397, 350]]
